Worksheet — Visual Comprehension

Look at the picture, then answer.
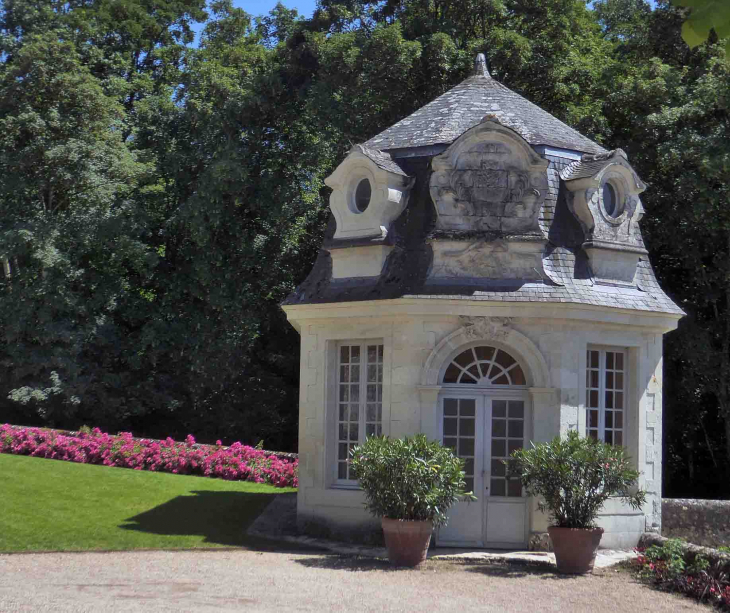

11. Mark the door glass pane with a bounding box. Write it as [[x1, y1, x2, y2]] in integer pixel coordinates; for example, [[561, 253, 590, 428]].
[[492, 419, 506, 437], [508, 402, 524, 419], [507, 479, 522, 497], [459, 438, 475, 457], [492, 439, 506, 457], [444, 418, 457, 436], [491, 459, 505, 477], [460, 417, 475, 436], [490, 479, 506, 496], [490, 400, 524, 498], [442, 398, 477, 492], [444, 398, 458, 415]]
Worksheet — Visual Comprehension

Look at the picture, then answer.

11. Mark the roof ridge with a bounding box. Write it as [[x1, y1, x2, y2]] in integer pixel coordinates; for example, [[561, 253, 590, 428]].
[[364, 55, 607, 155]]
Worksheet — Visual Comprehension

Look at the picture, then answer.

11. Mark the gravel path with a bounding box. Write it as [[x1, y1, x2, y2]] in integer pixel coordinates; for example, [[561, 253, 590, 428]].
[[0, 549, 705, 612]]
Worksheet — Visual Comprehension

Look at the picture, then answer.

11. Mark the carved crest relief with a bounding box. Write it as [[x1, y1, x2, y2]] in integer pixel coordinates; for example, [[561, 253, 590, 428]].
[[459, 316, 512, 342], [430, 123, 549, 234]]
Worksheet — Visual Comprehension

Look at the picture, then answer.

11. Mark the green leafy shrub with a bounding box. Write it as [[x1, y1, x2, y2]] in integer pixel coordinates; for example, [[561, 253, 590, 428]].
[[639, 538, 692, 581], [508, 431, 646, 528], [349, 435, 476, 527], [635, 539, 730, 609]]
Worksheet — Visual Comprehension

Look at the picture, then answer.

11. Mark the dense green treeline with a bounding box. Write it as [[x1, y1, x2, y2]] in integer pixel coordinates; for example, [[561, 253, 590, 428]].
[[0, 0, 728, 497]]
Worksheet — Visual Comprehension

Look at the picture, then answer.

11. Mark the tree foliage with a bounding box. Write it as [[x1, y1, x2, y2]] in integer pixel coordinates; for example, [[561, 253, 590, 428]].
[[671, 0, 730, 55]]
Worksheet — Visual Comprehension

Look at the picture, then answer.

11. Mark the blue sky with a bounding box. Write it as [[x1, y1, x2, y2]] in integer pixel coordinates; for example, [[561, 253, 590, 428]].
[[238, 0, 318, 18], [191, 1, 318, 44]]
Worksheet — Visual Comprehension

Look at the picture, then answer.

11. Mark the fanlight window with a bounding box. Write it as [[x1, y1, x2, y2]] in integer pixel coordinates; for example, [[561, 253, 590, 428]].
[[442, 346, 526, 386]]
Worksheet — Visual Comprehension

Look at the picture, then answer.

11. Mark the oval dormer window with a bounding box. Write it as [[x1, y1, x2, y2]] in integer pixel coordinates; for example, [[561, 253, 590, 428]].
[[354, 178, 371, 212], [601, 180, 623, 219]]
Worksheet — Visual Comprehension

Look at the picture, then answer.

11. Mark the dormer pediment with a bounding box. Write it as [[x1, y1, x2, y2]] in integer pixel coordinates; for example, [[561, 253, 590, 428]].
[[429, 119, 549, 235]]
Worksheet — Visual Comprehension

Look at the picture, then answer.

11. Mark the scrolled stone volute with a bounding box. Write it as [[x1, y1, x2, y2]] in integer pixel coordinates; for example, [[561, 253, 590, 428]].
[[324, 145, 413, 241]]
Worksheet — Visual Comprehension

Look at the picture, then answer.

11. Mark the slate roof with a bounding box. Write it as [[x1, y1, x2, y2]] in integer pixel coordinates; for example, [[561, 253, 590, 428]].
[[283, 56, 682, 317], [365, 57, 607, 155], [356, 145, 409, 177], [284, 153, 683, 316], [561, 158, 615, 181]]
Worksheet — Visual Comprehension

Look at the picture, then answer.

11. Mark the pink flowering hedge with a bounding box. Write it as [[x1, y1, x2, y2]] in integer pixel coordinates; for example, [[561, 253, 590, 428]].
[[0, 424, 297, 488]]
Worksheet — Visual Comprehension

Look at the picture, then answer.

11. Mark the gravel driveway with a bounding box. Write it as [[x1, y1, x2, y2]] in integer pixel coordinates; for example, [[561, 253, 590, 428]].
[[0, 549, 705, 612]]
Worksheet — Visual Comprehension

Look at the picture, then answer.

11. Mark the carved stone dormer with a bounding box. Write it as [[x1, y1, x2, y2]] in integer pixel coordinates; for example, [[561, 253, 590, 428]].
[[561, 149, 647, 285], [324, 145, 413, 279], [430, 119, 549, 235], [427, 117, 549, 281]]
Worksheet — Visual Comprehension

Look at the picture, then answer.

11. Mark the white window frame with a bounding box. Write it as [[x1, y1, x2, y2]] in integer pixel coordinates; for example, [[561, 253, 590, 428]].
[[586, 346, 627, 446], [333, 340, 384, 487]]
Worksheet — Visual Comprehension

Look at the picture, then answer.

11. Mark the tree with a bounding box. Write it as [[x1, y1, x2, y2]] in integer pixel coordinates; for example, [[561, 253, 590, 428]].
[[598, 0, 730, 496], [671, 0, 730, 55], [0, 32, 150, 424]]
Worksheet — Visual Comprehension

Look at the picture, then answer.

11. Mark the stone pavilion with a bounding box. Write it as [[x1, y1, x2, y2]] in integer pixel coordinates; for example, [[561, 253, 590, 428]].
[[282, 54, 683, 549]]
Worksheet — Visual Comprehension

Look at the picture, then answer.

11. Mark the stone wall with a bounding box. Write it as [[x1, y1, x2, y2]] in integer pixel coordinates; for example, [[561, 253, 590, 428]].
[[639, 533, 730, 566], [662, 498, 730, 548]]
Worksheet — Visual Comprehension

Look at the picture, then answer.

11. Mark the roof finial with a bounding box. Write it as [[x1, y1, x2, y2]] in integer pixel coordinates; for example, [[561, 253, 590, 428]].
[[474, 53, 490, 78]]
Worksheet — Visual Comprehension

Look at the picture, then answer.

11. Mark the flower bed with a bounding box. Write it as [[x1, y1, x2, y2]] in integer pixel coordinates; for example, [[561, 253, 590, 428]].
[[634, 538, 730, 610], [0, 424, 297, 488]]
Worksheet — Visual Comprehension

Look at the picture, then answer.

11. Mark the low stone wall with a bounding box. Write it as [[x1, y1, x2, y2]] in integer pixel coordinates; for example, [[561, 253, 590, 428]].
[[639, 533, 730, 567], [662, 498, 730, 548]]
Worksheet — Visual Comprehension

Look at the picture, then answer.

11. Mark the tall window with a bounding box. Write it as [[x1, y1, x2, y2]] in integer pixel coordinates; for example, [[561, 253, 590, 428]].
[[336, 342, 383, 482], [586, 348, 625, 445]]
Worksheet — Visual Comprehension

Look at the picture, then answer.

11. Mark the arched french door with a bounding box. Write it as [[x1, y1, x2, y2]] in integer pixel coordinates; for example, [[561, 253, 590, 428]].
[[437, 345, 530, 549]]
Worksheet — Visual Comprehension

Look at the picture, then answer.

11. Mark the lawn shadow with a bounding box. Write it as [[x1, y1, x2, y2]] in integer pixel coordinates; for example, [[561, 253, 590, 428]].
[[120, 490, 316, 552]]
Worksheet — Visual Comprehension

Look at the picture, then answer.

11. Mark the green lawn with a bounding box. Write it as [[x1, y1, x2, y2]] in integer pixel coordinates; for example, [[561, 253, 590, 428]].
[[0, 453, 296, 553]]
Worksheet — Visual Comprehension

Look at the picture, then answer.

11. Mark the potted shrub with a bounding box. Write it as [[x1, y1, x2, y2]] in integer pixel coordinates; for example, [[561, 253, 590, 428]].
[[349, 434, 476, 567], [508, 431, 646, 574]]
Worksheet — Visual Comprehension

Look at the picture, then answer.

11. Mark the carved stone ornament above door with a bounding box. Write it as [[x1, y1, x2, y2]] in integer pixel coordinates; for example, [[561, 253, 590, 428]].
[[459, 316, 513, 342], [429, 119, 549, 234]]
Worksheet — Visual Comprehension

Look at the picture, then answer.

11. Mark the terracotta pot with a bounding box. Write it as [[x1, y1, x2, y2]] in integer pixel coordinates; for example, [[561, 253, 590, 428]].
[[381, 518, 433, 567], [548, 526, 604, 574]]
